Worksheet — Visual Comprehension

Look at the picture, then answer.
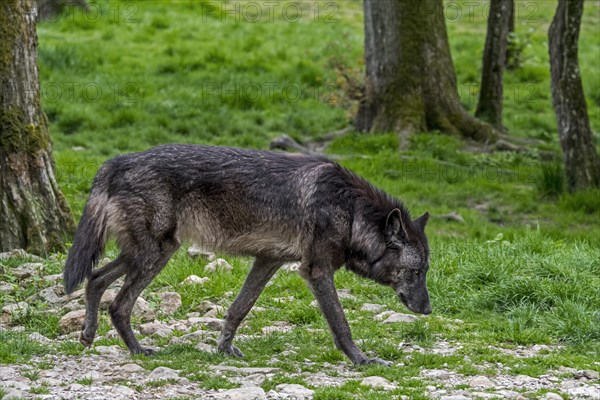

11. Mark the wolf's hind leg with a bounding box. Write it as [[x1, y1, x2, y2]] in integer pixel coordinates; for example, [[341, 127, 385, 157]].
[[80, 255, 128, 347], [109, 240, 178, 355], [217, 257, 282, 357]]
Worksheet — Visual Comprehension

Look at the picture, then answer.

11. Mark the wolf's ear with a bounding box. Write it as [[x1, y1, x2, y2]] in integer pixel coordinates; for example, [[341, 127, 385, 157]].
[[414, 211, 430, 231], [385, 208, 408, 242]]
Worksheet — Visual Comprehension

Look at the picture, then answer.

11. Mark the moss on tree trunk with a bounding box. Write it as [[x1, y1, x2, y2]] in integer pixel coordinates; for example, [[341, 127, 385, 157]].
[[356, 0, 498, 144], [0, 0, 74, 254]]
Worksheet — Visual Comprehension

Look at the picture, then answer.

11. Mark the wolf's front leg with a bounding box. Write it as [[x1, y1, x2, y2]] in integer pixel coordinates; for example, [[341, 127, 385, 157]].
[[305, 270, 391, 366], [217, 257, 281, 357]]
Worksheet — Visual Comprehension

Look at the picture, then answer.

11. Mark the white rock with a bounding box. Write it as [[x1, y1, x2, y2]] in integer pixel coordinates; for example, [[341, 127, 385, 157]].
[[100, 289, 117, 310], [212, 387, 266, 399], [188, 317, 223, 331], [374, 311, 396, 321], [1, 381, 30, 391], [187, 244, 216, 260], [275, 383, 314, 398], [132, 297, 156, 322], [112, 385, 136, 396], [148, 366, 180, 381], [59, 309, 86, 333], [119, 363, 145, 374], [337, 288, 356, 300], [65, 288, 85, 300], [209, 366, 280, 375], [494, 389, 526, 399], [0, 249, 29, 261], [565, 386, 600, 398], [63, 299, 85, 312], [2, 388, 28, 400], [159, 292, 182, 314], [2, 302, 29, 316], [540, 393, 564, 400], [39, 286, 62, 304], [0, 366, 18, 379], [202, 304, 226, 318], [12, 263, 43, 279], [421, 369, 452, 380], [42, 273, 62, 283], [576, 370, 600, 380], [140, 322, 173, 337], [360, 303, 385, 313], [383, 313, 417, 323], [471, 392, 499, 399], [262, 323, 293, 335], [28, 332, 52, 344], [281, 262, 301, 272], [195, 342, 215, 353], [361, 376, 397, 390], [205, 258, 233, 273], [469, 375, 495, 388], [440, 396, 470, 400], [95, 345, 125, 356], [181, 275, 210, 285], [0, 282, 15, 294]]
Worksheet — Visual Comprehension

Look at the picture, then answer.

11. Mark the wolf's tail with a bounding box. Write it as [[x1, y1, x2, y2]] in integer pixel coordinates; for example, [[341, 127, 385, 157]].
[[64, 190, 109, 294]]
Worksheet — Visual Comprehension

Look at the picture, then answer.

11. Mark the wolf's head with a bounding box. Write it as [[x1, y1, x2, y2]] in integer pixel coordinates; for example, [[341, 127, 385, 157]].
[[348, 209, 431, 315], [381, 209, 431, 314]]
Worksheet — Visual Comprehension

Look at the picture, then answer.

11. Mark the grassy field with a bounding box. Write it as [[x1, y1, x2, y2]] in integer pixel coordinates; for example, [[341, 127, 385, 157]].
[[1, 0, 599, 399]]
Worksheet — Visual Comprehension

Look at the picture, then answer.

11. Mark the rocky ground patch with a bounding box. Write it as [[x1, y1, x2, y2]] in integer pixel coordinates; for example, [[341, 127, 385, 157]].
[[1, 250, 599, 399]]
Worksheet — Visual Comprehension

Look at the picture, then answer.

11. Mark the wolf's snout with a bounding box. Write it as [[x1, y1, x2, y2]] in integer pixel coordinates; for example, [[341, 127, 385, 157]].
[[398, 292, 431, 315]]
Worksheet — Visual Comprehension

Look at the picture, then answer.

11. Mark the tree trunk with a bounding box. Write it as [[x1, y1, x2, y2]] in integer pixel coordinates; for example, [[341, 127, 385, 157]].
[[356, 0, 498, 144], [0, 0, 74, 254], [476, 0, 512, 130], [548, 0, 600, 192], [505, 0, 516, 69]]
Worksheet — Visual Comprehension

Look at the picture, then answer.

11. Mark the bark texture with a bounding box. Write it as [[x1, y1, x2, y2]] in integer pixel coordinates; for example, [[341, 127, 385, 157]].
[[548, 0, 600, 192], [356, 0, 497, 143], [476, 0, 513, 129], [0, 0, 73, 254], [505, 0, 516, 69]]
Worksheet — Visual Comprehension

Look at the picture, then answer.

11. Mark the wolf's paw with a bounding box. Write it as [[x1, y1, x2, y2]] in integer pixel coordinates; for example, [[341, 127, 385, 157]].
[[140, 347, 156, 356], [79, 324, 96, 347], [356, 357, 392, 367], [218, 344, 245, 358], [131, 347, 156, 356]]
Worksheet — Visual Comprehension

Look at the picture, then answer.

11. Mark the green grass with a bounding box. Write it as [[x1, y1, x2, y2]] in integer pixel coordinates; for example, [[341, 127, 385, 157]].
[[0, 331, 51, 364], [0, 0, 599, 398]]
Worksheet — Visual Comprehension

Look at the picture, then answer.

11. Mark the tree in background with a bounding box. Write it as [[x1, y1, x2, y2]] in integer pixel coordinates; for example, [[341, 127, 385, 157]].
[[505, 0, 516, 69], [355, 0, 497, 144], [0, 0, 73, 254], [476, 0, 513, 130], [548, 0, 600, 191]]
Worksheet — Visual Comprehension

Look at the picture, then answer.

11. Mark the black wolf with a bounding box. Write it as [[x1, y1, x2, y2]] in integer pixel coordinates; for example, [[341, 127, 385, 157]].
[[64, 144, 431, 365]]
